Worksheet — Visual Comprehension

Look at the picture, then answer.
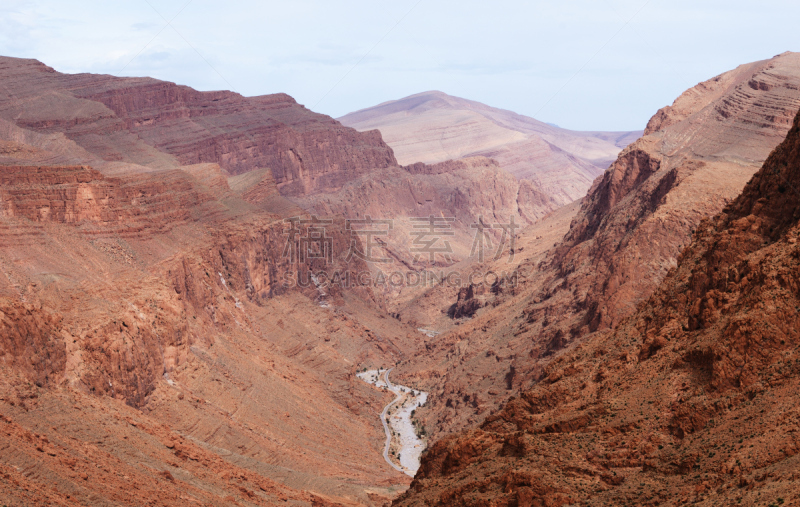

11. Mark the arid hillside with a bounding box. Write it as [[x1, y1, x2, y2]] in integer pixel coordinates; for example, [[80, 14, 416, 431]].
[[395, 85, 800, 507], [0, 56, 564, 300], [397, 51, 800, 441], [0, 56, 397, 196], [0, 55, 448, 504], [339, 91, 642, 204], [296, 156, 562, 313], [0, 155, 430, 505]]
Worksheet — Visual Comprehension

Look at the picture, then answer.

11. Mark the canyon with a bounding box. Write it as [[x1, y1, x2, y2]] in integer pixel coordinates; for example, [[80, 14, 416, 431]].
[[396, 79, 800, 507], [0, 49, 799, 507], [0, 56, 425, 506], [394, 51, 800, 444]]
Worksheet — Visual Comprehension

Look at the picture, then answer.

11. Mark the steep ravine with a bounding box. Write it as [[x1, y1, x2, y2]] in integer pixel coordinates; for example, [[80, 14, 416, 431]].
[[395, 52, 800, 445], [394, 102, 800, 507]]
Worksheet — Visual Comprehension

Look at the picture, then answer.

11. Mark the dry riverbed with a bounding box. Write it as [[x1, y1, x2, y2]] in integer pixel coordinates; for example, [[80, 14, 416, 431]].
[[357, 368, 428, 476]]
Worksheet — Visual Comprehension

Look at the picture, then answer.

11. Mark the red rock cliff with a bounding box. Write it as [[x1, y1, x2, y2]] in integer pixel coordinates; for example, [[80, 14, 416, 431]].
[[0, 56, 397, 196], [397, 52, 800, 444], [395, 96, 800, 507]]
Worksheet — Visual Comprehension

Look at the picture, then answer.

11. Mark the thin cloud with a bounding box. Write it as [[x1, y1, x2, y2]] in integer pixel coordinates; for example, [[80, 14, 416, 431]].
[[0, 0, 797, 130]]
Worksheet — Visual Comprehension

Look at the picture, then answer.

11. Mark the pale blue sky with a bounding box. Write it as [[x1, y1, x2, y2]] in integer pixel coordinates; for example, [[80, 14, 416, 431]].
[[1, 0, 798, 131]]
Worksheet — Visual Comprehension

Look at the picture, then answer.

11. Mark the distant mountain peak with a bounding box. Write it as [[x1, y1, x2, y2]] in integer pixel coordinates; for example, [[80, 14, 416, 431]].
[[339, 91, 642, 205]]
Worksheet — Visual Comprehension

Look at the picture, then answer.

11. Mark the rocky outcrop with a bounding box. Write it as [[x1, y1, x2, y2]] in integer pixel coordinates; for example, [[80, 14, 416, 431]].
[[562, 146, 662, 244], [395, 82, 800, 507], [448, 284, 484, 319], [0, 300, 65, 388], [0, 56, 397, 196], [0, 165, 218, 235]]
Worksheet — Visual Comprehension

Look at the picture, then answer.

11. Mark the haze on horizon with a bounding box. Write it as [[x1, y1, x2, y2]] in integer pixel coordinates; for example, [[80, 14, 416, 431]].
[[0, 0, 797, 131]]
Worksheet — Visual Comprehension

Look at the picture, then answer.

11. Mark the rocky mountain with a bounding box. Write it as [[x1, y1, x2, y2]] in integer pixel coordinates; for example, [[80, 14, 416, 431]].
[[0, 56, 440, 505], [396, 52, 800, 442], [295, 156, 561, 312], [0, 154, 429, 505], [0, 56, 397, 196], [0, 56, 565, 286], [395, 84, 800, 507], [339, 91, 642, 204], [4, 48, 800, 507]]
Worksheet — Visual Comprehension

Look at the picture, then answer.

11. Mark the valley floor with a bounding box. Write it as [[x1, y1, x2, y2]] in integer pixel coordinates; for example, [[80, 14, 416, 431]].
[[357, 369, 428, 476]]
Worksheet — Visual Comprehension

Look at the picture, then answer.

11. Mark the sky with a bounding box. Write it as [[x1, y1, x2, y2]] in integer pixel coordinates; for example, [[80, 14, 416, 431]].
[[0, 0, 798, 131]]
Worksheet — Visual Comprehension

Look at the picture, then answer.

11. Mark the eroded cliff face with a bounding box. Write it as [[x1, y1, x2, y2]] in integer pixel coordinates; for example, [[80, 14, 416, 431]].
[[0, 165, 218, 233], [0, 158, 421, 505], [0, 162, 374, 403], [0, 56, 397, 196], [395, 83, 800, 507], [395, 53, 800, 442], [295, 157, 561, 315], [551, 51, 800, 333], [300, 157, 558, 257]]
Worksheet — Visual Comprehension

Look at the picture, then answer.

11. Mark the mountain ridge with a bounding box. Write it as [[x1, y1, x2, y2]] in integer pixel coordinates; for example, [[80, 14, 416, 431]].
[[394, 51, 800, 445], [394, 89, 800, 507], [339, 90, 643, 205], [0, 55, 398, 197]]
